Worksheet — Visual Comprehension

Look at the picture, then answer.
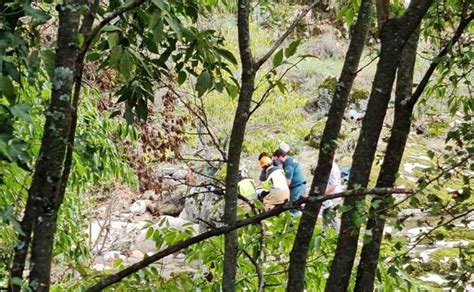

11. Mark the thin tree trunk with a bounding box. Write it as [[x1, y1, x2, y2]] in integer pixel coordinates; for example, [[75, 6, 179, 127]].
[[355, 12, 473, 290], [222, 1, 256, 290], [25, 2, 81, 290], [325, 1, 432, 291], [286, 0, 373, 290], [354, 27, 420, 292], [60, 0, 99, 197]]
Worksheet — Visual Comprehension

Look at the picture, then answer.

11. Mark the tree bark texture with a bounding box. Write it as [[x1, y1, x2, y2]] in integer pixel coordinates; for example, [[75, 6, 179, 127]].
[[325, 1, 432, 291], [60, 0, 99, 197], [354, 12, 473, 290], [354, 27, 420, 292], [222, 0, 256, 290], [10, 2, 81, 291], [286, 0, 373, 291]]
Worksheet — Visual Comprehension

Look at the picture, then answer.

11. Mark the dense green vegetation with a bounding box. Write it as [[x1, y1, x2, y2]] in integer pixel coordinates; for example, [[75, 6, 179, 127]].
[[0, 0, 472, 290]]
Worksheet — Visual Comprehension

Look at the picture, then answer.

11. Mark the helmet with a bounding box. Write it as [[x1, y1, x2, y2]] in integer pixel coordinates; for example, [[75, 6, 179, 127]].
[[279, 141, 290, 153], [259, 156, 272, 169]]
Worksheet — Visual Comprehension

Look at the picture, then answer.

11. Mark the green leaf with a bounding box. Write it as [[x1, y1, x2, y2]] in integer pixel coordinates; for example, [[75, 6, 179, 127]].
[[195, 70, 212, 97], [152, 0, 170, 11], [275, 80, 287, 94], [135, 99, 148, 121], [41, 49, 55, 80], [217, 49, 238, 65], [273, 49, 284, 67], [345, 8, 354, 26], [107, 32, 120, 49], [165, 14, 182, 38], [123, 106, 133, 124], [177, 71, 187, 85], [109, 45, 123, 68], [9, 104, 32, 122], [23, 4, 51, 23], [0, 75, 16, 104], [226, 84, 239, 99], [86, 52, 101, 62], [285, 39, 301, 58], [101, 25, 122, 32], [120, 49, 134, 79]]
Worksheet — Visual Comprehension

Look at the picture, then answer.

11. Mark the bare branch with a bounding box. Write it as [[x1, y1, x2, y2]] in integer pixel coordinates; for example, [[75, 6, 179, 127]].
[[253, 1, 319, 70], [402, 208, 474, 256], [249, 57, 305, 117], [407, 12, 474, 108]]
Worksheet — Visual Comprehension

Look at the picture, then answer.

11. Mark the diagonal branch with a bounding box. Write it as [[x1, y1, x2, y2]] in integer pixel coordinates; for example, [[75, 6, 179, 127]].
[[253, 1, 319, 70], [402, 208, 474, 256], [407, 12, 474, 108], [249, 57, 305, 117], [79, 0, 146, 59], [87, 187, 412, 291]]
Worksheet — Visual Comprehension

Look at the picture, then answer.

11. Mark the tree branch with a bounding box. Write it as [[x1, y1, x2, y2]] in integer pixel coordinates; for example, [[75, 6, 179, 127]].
[[249, 57, 305, 117], [253, 1, 319, 70], [79, 0, 146, 58], [402, 208, 474, 256], [407, 12, 473, 107], [87, 187, 412, 291]]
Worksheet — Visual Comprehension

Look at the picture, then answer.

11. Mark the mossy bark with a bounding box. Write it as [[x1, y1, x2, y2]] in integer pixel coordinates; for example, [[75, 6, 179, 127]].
[[9, 2, 81, 291]]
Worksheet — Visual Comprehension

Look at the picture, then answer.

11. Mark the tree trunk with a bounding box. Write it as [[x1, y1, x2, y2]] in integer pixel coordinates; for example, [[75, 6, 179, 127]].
[[354, 11, 473, 290], [286, 0, 373, 290], [10, 2, 81, 291], [325, 1, 432, 291], [354, 27, 420, 292], [222, 0, 256, 290]]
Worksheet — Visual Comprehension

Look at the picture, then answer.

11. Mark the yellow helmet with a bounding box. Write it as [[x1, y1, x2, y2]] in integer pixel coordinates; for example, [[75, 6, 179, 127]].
[[259, 156, 272, 169]]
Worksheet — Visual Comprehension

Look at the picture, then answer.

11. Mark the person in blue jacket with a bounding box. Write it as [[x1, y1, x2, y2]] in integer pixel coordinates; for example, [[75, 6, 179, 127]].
[[273, 148, 306, 215]]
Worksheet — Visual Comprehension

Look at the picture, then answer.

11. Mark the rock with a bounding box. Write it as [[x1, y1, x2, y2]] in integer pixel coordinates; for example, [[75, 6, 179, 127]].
[[433, 240, 469, 248], [344, 109, 364, 121], [398, 208, 425, 217], [419, 273, 447, 285], [384, 226, 393, 234], [103, 251, 124, 262], [88, 221, 102, 244], [406, 227, 431, 238], [403, 162, 429, 174], [159, 199, 185, 216], [142, 190, 158, 201], [130, 200, 147, 215], [92, 263, 107, 271], [181, 187, 224, 232], [127, 250, 144, 263], [172, 169, 188, 180]]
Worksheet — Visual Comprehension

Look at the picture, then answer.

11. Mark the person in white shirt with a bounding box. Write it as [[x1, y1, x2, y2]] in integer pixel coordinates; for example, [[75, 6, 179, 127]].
[[321, 161, 343, 232]]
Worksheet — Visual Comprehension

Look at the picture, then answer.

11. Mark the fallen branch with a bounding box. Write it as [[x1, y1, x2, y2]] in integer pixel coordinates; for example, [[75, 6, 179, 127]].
[[87, 187, 412, 291]]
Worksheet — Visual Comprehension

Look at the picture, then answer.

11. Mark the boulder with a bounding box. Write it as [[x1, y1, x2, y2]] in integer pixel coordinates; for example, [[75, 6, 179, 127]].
[[180, 187, 224, 232], [130, 200, 147, 215], [142, 190, 159, 201], [172, 169, 189, 180]]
